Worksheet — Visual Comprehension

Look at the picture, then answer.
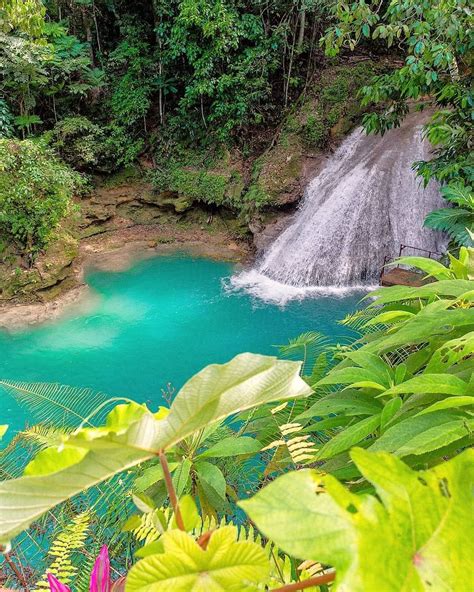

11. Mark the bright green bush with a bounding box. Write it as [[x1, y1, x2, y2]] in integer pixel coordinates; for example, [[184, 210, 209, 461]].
[[0, 139, 81, 257]]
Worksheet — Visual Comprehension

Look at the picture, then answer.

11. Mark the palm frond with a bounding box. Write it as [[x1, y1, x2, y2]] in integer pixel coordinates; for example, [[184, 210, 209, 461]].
[[424, 208, 474, 247], [0, 381, 119, 427], [275, 331, 331, 375]]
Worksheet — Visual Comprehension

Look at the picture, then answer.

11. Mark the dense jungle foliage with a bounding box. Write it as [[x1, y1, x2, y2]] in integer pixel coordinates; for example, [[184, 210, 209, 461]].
[[0, 251, 473, 590], [0, 0, 473, 589], [0, 0, 472, 259]]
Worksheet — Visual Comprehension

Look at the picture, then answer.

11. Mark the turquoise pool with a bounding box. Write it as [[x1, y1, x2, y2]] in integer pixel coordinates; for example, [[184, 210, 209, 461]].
[[0, 254, 362, 435]]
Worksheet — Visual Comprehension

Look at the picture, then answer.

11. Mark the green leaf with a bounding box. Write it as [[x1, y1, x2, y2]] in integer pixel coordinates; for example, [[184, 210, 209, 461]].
[[149, 353, 312, 451], [0, 354, 311, 545], [126, 526, 270, 591], [240, 449, 473, 591], [316, 368, 387, 391], [135, 540, 165, 559], [365, 300, 474, 354], [0, 425, 8, 440], [370, 410, 473, 457], [425, 332, 474, 373], [380, 396, 402, 431], [390, 256, 452, 279], [415, 396, 474, 416], [196, 436, 262, 459], [316, 414, 381, 460], [383, 374, 469, 396], [194, 461, 227, 504], [172, 494, 200, 531], [172, 459, 192, 497], [135, 462, 179, 493], [296, 390, 382, 420]]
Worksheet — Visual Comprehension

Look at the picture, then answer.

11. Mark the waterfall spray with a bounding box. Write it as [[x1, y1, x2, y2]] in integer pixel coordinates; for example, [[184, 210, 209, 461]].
[[231, 111, 446, 303]]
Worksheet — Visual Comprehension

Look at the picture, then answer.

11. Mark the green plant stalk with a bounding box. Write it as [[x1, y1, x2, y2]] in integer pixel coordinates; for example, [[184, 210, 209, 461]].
[[158, 449, 185, 531]]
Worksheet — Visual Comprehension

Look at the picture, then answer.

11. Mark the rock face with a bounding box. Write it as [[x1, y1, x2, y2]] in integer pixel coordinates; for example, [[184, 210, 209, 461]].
[[0, 232, 79, 303]]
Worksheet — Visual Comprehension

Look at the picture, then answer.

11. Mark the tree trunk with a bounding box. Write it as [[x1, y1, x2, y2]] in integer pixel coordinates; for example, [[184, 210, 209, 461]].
[[297, 8, 306, 52]]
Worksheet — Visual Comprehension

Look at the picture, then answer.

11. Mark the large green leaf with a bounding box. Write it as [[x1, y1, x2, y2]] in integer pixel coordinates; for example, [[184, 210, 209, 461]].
[[364, 301, 474, 354], [390, 256, 452, 279], [0, 354, 311, 545], [366, 280, 473, 306], [383, 374, 469, 396], [315, 414, 381, 460], [240, 449, 473, 591], [194, 462, 227, 505], [370, 410, 474, 457], [125, 525, 270, 591], [296, 390, 382, 420], [425, 332, 474, 373]]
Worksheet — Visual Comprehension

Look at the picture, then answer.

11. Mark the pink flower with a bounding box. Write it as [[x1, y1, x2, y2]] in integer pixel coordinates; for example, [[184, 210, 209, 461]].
[[48, 545, 114, 592], [47, 573, 71, 592], [90, 545, 111, 592]]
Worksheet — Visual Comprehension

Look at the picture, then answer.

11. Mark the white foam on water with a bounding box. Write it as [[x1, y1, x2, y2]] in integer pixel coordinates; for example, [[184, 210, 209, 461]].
[[227, 269, 376, 306]]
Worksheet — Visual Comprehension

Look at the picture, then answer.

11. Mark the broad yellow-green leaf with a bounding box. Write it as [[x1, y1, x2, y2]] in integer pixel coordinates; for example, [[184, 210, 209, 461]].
[[0, 353, 310, 545], [240, 449, 473, 591], [171, 494, 200, 531], [391, 256, 453, 279], [0, 425, 8, 440], [125, 526, 270, 591]]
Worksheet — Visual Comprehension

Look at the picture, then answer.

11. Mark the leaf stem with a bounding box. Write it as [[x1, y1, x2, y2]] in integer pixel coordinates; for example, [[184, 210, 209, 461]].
[[159, 449, 185, 531], [271, 571, 335, 591]]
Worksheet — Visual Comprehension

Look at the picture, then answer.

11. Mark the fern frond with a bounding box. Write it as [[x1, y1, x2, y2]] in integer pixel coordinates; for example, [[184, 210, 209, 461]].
[[36, 512, 91, 588]]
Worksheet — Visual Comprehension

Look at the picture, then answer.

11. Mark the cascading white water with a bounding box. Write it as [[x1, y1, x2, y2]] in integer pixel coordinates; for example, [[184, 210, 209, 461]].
[[231, 111, 446, 303]]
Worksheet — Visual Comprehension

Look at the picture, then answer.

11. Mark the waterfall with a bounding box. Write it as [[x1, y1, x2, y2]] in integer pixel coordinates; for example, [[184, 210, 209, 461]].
[[231, 111, 446, 303]]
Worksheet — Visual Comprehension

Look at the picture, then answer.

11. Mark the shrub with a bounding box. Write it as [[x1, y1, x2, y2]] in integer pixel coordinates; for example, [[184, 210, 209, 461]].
[[152, 166, 229, 207], [302, 113, 327, 148], [50, 116, 106, 171], [0, 98, 14, 138], [0, 139, 82, 258]]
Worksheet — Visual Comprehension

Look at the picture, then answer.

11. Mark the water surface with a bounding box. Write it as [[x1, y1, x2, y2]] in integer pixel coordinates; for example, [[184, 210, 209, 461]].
[[0, 254, 362, 434]]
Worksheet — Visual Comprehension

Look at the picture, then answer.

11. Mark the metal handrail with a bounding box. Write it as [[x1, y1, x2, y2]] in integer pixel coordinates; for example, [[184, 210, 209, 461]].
[[398, 244, 443, 259], [380, 244, 443, 281]]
